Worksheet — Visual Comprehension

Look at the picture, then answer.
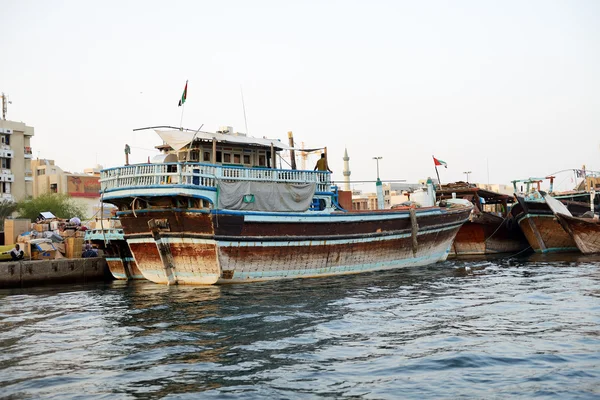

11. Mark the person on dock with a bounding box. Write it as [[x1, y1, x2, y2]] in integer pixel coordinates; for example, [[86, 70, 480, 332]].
[[4, 244, 24, 261]]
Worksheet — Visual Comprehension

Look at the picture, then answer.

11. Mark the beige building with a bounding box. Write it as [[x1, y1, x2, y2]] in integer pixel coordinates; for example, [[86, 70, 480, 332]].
[[31, 159, 103, 219], [351, 183, 393, 210], [0, 119, 34, 202]]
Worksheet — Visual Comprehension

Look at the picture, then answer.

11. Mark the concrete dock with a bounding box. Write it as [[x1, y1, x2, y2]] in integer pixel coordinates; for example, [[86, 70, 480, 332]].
[[0, 258, 112, 288]]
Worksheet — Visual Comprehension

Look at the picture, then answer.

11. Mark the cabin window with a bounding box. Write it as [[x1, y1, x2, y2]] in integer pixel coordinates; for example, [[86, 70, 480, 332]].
[[216, 151, 222, 163], [258, 155, 266, 166], [224, 153, 231, 163], [203, 152, 211, 162], [233, 154, 241, 164], [243, 155, 250, 164]]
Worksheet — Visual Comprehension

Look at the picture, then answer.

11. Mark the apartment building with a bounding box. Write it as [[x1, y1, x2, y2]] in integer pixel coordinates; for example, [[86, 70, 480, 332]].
[[0, 119, 34, 202]]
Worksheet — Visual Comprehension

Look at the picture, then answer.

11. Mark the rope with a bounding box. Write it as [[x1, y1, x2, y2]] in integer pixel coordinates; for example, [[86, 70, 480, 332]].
[[507, 245, 532, 259], [483, 215, 508, 243]]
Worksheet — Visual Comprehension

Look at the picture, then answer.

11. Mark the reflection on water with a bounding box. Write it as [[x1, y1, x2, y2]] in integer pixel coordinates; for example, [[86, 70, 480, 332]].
[[1, 253, 599, 399]]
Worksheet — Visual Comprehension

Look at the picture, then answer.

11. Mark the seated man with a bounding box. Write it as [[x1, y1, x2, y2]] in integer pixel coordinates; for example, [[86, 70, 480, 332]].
[[82, 243, 98, 258], [4, 244, 25, 261]]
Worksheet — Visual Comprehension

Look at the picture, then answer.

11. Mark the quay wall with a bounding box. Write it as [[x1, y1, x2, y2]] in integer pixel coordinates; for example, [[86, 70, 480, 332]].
[[0, 258, 112, 289]]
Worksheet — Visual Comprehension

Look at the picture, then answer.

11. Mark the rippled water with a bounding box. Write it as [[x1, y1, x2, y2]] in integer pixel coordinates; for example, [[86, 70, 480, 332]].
[[1, 254, 600, 399]]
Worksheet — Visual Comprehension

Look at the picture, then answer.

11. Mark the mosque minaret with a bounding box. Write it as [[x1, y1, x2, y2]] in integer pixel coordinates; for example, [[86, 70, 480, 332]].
[[343, 147, 351, 191]]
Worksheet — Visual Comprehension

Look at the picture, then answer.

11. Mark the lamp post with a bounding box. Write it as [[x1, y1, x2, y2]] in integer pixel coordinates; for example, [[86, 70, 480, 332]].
[[463, 171, 472, 183], [373, 157, 382, 180], [373, 157, 383, 209]]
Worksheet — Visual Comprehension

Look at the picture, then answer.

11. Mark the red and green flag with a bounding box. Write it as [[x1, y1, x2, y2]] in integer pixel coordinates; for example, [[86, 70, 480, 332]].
[[433, 156, 447, 168], [178, 80, 188, 107]]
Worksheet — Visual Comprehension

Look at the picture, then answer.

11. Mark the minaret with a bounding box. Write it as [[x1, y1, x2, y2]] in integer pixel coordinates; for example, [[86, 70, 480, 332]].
[[343, 147, 351, 191]]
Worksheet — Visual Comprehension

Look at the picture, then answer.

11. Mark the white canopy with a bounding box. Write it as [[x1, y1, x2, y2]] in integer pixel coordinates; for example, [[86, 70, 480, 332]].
[[154, 129, 323, 153]]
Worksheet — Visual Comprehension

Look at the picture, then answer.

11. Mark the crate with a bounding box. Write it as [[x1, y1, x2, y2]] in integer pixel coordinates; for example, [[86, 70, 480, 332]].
[[66, 237, 84, 259], [4, 219, 31, 245]]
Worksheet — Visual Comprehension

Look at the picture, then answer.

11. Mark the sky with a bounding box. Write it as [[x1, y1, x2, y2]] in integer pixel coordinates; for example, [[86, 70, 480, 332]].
[[2, 0, 599, 193]]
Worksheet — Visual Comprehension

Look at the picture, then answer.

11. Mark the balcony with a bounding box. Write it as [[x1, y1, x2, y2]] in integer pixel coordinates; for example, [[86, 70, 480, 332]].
[[0, 173, 14, 182], [0, 150, 13, 159], [24, 146, 32, 159], [0, 193, 13, 201], [24, 170, 33, 182]]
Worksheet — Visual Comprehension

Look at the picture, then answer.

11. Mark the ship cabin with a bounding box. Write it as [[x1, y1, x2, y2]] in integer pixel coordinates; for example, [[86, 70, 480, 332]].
[[100, 126, 339, 214]]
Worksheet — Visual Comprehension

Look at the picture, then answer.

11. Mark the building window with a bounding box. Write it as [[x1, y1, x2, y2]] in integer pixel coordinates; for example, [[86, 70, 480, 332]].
[[223, 153, 231, 163], [4, 136, 9, 145], [216, 151, 222, 163], [203, 152, 211, 162], [37, 168, 45, 176], [50, 183, 58, 193], [2, 182, 10, 194], [233, 154, 241, 164], [243, 154, 250, 164], [258, 155, 266, 166], [1, 158, 10, 169]]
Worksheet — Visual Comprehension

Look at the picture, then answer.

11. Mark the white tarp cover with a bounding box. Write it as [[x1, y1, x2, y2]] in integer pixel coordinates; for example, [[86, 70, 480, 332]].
[[217, 181, 317, 212], [155, 129, 323, 153]]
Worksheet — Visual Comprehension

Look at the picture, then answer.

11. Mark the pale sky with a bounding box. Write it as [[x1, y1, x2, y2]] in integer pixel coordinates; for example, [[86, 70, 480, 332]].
[[2, 0, 599, 192]]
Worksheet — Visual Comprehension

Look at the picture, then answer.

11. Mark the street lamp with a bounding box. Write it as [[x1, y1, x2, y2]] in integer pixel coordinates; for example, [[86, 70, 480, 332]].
[[373, 157, 382, 180], [463, 171, 472, 183]]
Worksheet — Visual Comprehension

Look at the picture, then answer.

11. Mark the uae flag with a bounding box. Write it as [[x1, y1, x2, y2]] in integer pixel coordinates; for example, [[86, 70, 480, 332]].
[[433, 156, 447, 168], [178, 80, 188, 106]]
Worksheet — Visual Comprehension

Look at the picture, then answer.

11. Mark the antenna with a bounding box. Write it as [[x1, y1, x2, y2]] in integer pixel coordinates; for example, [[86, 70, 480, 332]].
[[1, 93, 12, 120], [240, 86, 249, 135]]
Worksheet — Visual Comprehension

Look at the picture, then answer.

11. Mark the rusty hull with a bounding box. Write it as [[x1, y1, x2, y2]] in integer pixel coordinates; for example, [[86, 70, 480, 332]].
[[118, 206, 471, 285], [451, 212, 529, 256]]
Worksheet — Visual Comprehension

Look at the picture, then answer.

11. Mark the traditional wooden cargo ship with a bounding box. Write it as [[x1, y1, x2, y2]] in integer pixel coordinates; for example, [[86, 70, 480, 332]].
[[99, 126, 472, 285], [84, 223, 144, 280], [542, 181, 600, 254], [436, 182, 528, 256], [510, 176, 598, 253]]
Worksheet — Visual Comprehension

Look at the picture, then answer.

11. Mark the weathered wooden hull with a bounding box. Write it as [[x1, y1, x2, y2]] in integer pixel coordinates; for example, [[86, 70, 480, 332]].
[[517, 215, 577, 253], [451, 212, 529, 256], [555, 214, 600, 254], [513, 196, 579, 253], [105, 256, 145, 280], [119, 207, 471, 285], [86, 235, 144, 280]]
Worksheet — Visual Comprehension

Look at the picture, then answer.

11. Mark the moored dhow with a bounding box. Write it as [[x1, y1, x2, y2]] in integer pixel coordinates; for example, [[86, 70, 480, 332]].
[[100, 126, 472, 285], [436, 182, 528, 256], [510, 175, 599, 253], [84, 221, 144, 280]]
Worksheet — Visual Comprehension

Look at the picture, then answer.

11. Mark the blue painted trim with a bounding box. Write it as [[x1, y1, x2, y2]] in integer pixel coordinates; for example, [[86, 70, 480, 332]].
[[103, 184, 218, 193]]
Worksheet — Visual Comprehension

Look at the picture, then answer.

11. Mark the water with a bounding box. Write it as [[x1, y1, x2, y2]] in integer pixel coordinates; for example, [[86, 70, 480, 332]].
[[1, 255, 599, 399]]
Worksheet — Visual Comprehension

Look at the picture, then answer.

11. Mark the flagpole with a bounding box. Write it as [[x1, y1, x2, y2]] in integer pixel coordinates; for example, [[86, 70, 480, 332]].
[[180, 102, 185, 130], [435, 165, 441, 189]]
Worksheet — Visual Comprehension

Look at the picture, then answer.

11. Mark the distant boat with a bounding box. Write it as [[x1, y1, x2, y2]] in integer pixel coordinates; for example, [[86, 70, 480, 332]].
[[99, 126, 472, 285], [510, 175, 598, 253], [84, 223, 144, 280], [542, 191, 600, 254], [436, 182, 528, 256]]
